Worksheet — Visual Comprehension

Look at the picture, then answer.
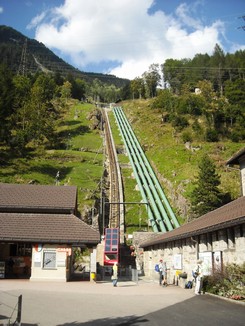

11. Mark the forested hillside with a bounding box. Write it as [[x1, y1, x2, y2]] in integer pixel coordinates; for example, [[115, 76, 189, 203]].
[[0, 25, 129, 88], [118, 98, 243, 223], [0, 28, 244, 230]]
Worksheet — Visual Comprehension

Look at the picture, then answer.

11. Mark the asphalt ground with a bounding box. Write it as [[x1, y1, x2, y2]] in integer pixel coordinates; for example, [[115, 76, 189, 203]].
[[0, 278, 244, 326]]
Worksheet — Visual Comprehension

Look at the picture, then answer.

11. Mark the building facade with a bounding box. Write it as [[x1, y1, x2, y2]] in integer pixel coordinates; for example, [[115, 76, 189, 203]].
[[139, 196, 245, 287], [139, 148, 245, 287], [0, 183, 100, 281]]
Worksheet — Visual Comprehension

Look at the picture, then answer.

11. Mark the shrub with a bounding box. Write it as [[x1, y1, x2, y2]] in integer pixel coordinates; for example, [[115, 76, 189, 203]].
[[182, 131, 192, 143], [203, 263, 245, 301], [171, 115, 189, 131], [205, 128, 219, 142]]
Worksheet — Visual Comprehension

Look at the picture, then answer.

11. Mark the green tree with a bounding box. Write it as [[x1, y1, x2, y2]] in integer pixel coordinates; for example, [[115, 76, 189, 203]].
[[73, 78, 87, 100], [210, 44, 226, 95], [0, 65, 14, 142], [103, 84, 120, 103], [12, 74, 31, 109], [151, 89, 175, 112], [89, 78, 104, 102], [31, 74, 56, 103], [190, 154, 227, 216], [11, 73, 57, 150], [130, 77, 145, 99], [224, 79, 245, 107], [161, 59, 187, 94], [60, 80, 72, 102], [143, 64, 161, 98]]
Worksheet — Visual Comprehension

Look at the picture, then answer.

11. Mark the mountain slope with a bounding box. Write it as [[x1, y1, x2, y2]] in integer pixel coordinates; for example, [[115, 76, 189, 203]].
[[112, 99, 244, 222], [0, 25, 129, 87]]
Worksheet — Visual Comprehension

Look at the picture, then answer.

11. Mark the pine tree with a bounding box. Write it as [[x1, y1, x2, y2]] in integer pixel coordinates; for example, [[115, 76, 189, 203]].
[[191, 154, 224, 217]]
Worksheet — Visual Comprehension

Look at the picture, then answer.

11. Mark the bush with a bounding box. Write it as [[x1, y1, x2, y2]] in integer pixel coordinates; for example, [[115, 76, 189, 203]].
[[203, 263, 245, 301], [205, 128, 219, 142], [182, 131, 192, 143], [192, 120, 202, 133], [171, 115, 189, 131]]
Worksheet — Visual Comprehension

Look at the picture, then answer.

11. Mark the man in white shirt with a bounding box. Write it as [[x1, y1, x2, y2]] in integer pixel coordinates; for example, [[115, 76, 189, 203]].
[[194, 259, 203, 295]]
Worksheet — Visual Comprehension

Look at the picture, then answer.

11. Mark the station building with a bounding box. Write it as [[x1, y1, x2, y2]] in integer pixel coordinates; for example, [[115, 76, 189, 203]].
[[138, 148, 245, 287], [0, 183, 100, 282]]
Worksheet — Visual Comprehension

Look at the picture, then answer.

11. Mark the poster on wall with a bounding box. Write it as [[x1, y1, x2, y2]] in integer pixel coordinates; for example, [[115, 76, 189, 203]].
[[213, 251, 222, 271], [33, 252, 42, 267], [198, 252, 212, 275], [173, 254, 182, 270], [90, 248, 97, 273]]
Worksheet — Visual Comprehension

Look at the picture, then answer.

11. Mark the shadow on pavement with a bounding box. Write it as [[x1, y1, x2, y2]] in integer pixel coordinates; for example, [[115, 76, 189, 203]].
[[52, 295, 245, 326]]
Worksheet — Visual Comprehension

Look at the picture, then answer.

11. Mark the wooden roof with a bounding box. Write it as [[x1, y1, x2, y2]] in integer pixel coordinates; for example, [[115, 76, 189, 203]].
[[140, 196, 245, 248], [0, 213, 100, 245], [0, 183, 77, 214], [0, 183, 100, 246], [226, 147, 245, 165]]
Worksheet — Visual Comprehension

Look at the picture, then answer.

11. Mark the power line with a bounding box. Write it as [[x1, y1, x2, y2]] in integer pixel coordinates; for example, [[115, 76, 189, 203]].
[[162, 66, 245, 71], [237, 15, 245, 31], [18, 38, 27, 75]]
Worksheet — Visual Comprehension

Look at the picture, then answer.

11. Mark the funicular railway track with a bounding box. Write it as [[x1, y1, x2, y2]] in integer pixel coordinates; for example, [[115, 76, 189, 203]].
[[102, 108, 122, 230]]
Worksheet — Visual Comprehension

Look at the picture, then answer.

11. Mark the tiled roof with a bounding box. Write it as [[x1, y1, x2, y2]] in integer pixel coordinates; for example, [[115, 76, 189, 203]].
[[140, 196, 245, 248], [226, 147, 245, 165], [0, 213, 100, 245], [0, 183, 77, 213]]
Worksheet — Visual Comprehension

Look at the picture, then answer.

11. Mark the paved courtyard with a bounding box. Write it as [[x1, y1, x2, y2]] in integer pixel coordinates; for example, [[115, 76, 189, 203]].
[[0, 279, 244, 325]]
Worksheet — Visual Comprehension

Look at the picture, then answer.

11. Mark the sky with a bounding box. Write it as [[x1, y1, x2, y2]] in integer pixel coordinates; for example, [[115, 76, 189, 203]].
[[0, 0, 244, 80]]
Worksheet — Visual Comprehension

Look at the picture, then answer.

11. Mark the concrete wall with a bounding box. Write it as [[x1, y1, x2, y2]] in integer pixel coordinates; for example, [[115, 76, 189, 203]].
[[136, 223, 245, 288], [240, 158, 245, 196], [30, 244, 71, 282]]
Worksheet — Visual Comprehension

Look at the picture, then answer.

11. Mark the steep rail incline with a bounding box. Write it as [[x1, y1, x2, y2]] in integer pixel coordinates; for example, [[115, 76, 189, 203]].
[[113, 106, 179, 232], [102, 108, 124, 241]]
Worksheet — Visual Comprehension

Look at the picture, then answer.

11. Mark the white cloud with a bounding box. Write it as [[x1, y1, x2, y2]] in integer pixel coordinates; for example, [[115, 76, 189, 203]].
[[27, 11, 47, 30], [31, 0, 228, 79], [175, 3, 203, 29], [0, 7, 3, 14]]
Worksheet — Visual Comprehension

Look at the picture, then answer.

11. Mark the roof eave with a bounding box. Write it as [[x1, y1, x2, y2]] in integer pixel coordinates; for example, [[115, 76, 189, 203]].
[[0, 238, 100, 245], [140, 217, 244, 248], [226, 147, 245, 165]]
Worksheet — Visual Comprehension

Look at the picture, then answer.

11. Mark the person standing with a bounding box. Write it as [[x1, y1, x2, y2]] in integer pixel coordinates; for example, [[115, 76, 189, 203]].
[[112, 262, 118, 287], [162, 262, 167, 286], [194, 259, 203, 295], [158, 259, 164, 286]]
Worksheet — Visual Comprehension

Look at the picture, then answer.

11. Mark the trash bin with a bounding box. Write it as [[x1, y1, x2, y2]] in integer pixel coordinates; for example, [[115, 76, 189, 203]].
[[91, 272, 96, 281]]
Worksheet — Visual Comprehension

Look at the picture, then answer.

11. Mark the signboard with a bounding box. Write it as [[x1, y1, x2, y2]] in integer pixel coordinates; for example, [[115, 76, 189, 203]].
[[213, 251, 222, 271], [57, 247, 72, 256], [173, 254, 182, 270], [198, 252, 212, 275], [90, 249, 97, 273], [34, 244, 43, 252]]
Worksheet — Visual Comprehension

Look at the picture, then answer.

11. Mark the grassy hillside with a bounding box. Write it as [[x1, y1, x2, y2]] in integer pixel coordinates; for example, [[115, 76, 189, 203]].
[[0, 100, 104, 220], [108, 99, 243, 231], [0, 98, 243, 234]]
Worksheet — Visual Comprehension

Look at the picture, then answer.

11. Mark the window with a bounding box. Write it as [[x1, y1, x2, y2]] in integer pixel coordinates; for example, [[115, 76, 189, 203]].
[[104, 228, 119, 265], [10, 243, 32, 256], [43, 251, 56, 269], [104, 228, 119, 252]]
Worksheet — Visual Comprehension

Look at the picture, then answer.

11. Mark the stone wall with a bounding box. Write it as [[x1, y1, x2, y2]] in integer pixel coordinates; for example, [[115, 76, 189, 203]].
[[135, 223, 245, 288]]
